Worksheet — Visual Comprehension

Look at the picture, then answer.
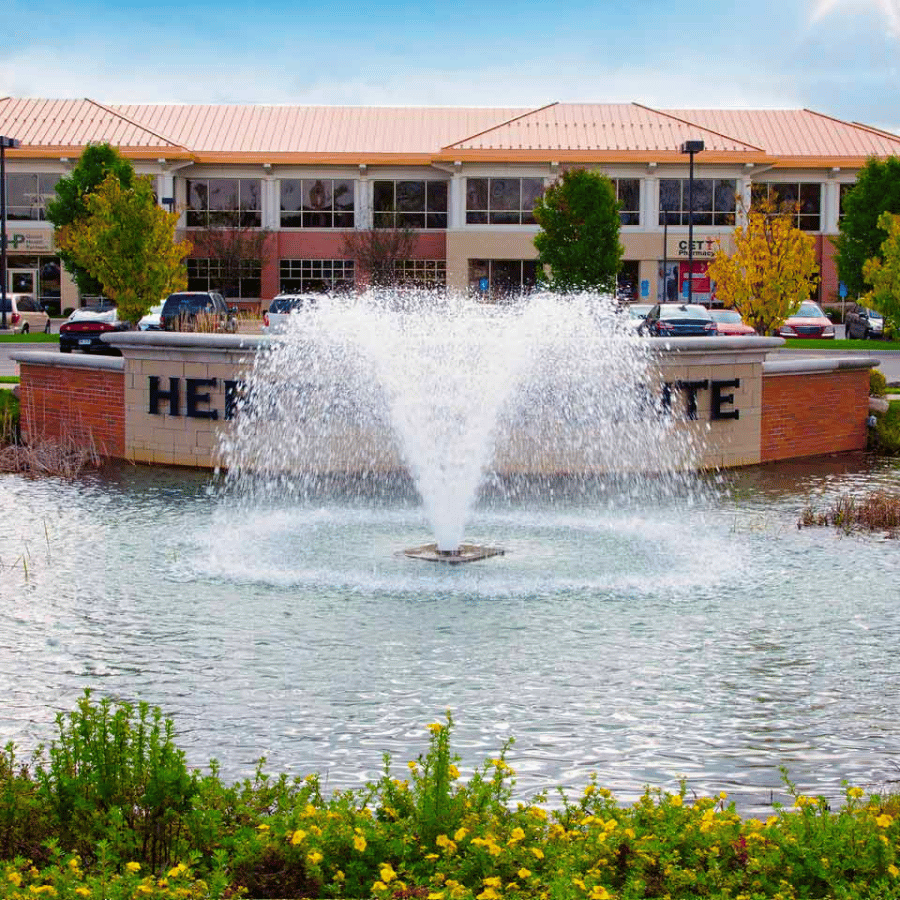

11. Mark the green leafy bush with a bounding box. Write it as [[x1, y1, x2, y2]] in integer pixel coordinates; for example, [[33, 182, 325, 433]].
[[871, 368, 888, 397], [870, 401, 900, 455], [3, 698, 900, 899], [0, 391, 19, 445]]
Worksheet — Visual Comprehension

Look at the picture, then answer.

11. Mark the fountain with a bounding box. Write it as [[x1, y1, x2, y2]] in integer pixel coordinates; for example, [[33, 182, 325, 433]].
[[219, 291, 702, 561], [3, 289, 898, 816]]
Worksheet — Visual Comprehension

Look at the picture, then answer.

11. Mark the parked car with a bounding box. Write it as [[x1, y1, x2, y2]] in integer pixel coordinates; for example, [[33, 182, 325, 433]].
[[59, 304, 128, 354], [776, 301, 835, 339], [138, 303, 164, 331], [262, 293, 320, 332], [159, 292, 237, 333], [0, 293, 51, 334], [709, 308, 757, 336], [623, 303, 653, 332], [844, 304, 885, 340], [638, 303, 718, 336]]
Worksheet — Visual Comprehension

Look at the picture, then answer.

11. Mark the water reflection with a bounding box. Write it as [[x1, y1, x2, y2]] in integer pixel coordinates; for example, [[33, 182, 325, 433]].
[[0, 454, 899, 815]]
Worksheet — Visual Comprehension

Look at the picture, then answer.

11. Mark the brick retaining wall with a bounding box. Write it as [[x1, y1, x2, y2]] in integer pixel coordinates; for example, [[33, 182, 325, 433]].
[[761, 366, 869, 462], [18, 359, 125, 458]]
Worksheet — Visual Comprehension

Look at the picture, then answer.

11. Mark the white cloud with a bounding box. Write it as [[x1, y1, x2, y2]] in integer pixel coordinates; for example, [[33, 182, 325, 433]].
[[810, 0, 900, 36]]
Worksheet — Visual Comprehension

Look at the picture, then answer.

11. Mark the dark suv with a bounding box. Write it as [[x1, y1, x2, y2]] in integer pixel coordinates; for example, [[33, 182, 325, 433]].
[[844, 304, 885, 340], [159, 292, 237, 333]]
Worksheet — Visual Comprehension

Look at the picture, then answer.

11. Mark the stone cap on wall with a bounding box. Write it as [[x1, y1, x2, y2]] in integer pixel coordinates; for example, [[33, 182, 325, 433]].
[[104, 332, 268, 351], [763, 355, 879, 375], [10, 350, 124, 371]]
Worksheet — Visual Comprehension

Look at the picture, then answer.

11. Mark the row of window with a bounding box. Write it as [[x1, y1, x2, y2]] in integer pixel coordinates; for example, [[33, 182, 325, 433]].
[[8, 172, 840, 233]]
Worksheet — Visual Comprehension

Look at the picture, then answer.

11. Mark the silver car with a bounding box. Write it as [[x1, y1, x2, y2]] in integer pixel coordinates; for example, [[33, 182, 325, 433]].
[[1, 293, 51, 334]]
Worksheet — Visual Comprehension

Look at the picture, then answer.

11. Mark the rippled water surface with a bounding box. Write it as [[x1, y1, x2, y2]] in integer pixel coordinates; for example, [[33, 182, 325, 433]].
[[2, 456, 899, 814]]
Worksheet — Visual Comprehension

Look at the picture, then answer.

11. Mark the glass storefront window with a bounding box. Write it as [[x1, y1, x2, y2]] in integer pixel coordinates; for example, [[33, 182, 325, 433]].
[[186, 178, 262, 228], [466, 178, 544, 225], [7, 174, 61, 221], [278, 259, 356, 293], [753, 182, 822, 231], [187, 257, 261, 299], [467, 259, 538, 299], [280, 179, 354, 228], [659, 178, 736, 226], [372, 180, 447, 229]]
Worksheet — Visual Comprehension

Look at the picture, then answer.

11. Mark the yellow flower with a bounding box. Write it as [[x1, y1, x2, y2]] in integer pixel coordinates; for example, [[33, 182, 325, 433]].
[[354, 834, 367, 852], [126, 862, 142, 873], [67, 857, 80, 870], [408, 761, 417, 771], [257, 823, 270, 830], [75, 889, 90, 897], [428, 893, 445, 899], [157, 878, 168, 887], [483, 877, 502, 888], [509, 827, 525, 843], [518, 868, 532, 879], [381, 864, 397, 883], [590, 887, 611, 900], [291, 829, 307, 845], [308, 851, 323, 866], [168, 863, 187, 878], [449, 764, 460, 779], [136, 887, 153, 896], [670, 795, 683, 807], [848, 786, 864, 799], [719, 791, 728, 800], [335, 871, 345, 882], [530, 847, 545, 859], [876, 814, 894, 828], [477, 889, 500, 900], [7, 873, 22, 887], [373, 881, 388, 892], [889, 864, 899, 877], [454, 826, 468, 842], [427, 723, 444, 734]]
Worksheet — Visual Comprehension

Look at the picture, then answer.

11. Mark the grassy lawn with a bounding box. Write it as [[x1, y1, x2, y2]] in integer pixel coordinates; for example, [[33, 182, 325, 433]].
[[0, 376, 20, 384], [0, 332, 58, 344], [777, 337, 900, 351]]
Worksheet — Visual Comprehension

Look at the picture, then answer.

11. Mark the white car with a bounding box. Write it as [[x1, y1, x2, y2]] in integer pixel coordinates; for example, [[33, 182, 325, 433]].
[[2, 293, 51, 334], [262, 293, 320, 332], [138, 303, 164, 331]]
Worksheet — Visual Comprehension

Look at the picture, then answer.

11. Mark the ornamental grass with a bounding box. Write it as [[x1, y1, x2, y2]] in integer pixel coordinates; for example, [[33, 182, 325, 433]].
[[1, 692, 899, 899]]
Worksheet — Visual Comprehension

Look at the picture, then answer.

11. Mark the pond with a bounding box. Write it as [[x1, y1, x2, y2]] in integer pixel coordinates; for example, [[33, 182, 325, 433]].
[[2, 453, 899, 815]]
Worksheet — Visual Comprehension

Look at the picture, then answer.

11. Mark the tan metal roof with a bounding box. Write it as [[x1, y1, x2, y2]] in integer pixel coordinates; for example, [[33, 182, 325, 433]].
[[664, 108, 900, 165], [0, 97, 189, 158], [440, 102, 768, 163], [1, 98, 897, 166], [110, 104, 529, 161]]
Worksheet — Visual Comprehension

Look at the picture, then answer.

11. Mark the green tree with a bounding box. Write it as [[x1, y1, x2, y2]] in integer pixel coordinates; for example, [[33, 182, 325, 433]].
[[45, 143, 136, 297], [56, 173, 191, 324], [707, 198, 819, 336], [862, 211, 900, 322], [532, 169, 623, 293], [833, 156, 900, 299]]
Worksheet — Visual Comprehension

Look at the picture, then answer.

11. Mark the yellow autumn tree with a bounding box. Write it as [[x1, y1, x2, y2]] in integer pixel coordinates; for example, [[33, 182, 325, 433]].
[[707, 198, 819, 336], [862, 211, 900, 324], [57, 173, 191, 324]]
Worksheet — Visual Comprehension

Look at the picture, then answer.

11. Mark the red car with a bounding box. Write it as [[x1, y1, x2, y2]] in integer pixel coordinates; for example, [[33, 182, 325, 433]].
[[777, 301, 835, 339], [709, 309, 757, 336]]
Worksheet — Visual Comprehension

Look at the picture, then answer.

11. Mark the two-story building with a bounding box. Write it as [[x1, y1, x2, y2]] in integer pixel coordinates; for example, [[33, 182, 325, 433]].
[[2, 98, 899, 312]]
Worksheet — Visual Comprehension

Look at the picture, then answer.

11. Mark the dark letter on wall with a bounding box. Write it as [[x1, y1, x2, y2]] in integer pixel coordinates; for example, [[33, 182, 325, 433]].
[[662, 380, 709, 420], [149, 376, 180, 416], [711, 379, 740, 420], [186, 378, 219, 419]]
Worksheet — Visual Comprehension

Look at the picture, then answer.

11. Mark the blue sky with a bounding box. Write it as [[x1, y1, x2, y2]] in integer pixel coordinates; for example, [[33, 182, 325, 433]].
[[2, 0, 898, 134]]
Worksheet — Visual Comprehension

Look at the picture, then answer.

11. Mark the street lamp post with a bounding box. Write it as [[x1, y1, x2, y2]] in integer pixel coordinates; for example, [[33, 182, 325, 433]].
[[680, 140, 704, 305], [1, 135, 22, 331]]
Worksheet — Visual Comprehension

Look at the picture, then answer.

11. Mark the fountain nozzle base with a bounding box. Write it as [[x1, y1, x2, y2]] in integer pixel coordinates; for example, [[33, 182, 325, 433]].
[[403, 543, 505, 564]]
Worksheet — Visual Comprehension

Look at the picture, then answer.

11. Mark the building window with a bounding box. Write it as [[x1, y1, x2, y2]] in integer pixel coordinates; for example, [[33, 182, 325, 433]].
[[394, 260, 447, 288], [614, 178, 640, 226], [659, 178, 736, 226], [187, 258, 261, 299], [466, 178, 544, 225], [372, 181, 448, 229], [468, 259, 539, 298], [839, 182, 856, 221], [753, 182, 822, 231], [280, 179, 354, 228], [186, 178, 262, 228], [617, 260, 640, 301], [7, 173, 61, 221], [279, 259, 356, 293]]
